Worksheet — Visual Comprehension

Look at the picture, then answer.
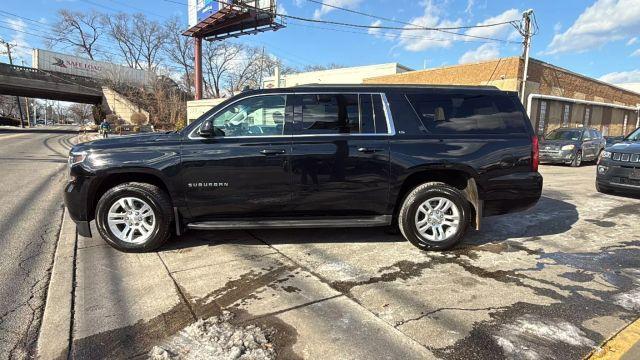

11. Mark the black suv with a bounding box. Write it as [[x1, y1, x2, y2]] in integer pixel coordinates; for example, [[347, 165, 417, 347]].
[[65, 85, 542, 252]]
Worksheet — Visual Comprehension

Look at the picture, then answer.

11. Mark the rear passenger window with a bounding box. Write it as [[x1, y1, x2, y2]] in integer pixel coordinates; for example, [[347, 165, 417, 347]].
[[406, 93, 527, 134], [296, 93, 389, 135]]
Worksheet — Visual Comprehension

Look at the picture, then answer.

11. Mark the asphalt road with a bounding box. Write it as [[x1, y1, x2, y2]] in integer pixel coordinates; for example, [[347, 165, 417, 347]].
[[0, 131, 75, 359]]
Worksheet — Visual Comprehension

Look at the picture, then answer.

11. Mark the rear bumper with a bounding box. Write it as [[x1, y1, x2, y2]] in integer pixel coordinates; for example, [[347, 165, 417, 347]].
[[539, 150, 575, 164], [482, 171, 543, 216]]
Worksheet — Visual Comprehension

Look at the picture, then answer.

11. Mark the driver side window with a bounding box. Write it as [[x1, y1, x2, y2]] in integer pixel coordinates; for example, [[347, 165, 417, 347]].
[[211, 95, 286, 137]]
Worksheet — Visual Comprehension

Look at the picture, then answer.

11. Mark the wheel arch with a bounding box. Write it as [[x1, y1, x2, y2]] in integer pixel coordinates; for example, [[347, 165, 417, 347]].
[[393, 167, 482, 230], [88, 169, 174, 221]]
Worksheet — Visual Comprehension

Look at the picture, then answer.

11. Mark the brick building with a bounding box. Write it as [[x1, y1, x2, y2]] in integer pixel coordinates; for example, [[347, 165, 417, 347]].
[[365, 57, 640, 137]]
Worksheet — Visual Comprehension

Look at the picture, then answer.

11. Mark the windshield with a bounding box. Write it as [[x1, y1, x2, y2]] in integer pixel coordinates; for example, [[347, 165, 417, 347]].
[[545, 129, 582, 141], [626, 128, 640, 142]]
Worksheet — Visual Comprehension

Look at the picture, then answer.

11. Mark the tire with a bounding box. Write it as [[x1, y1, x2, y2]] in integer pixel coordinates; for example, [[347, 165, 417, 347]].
[[571, 151, 583, 167], [398, 182, 471, 251], [95, 182, 172, 252]]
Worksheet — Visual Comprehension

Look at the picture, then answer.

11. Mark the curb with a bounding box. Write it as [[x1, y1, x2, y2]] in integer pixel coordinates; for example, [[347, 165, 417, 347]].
[[36, 208, 77, 360], [589, 317, 640, 360]]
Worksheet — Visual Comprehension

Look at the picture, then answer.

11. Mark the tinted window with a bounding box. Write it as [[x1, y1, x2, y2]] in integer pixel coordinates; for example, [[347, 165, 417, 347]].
[[545, 129, 582, 141], [299, 94, 358, 135], [210, 95, 286, 137], [373, 94, 388, 134], [296, 94, 389, 135], [406, 93, 527, 134], [359, 94, 375, 134]]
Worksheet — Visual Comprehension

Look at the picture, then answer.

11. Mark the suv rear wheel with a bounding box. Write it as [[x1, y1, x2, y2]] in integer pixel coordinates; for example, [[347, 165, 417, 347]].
[[398, 182, 471, 250], [95, 182, 172, 252]]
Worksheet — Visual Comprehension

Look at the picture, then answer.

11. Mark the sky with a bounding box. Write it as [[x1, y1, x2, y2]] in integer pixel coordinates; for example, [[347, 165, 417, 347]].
[[1, 0, 640, 84]]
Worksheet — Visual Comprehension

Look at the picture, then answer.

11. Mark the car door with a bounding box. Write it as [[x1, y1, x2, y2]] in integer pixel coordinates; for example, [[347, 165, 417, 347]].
[[287, 92, 391, 217], [581, 129, 595, 159], [181, 94, 293, 220]]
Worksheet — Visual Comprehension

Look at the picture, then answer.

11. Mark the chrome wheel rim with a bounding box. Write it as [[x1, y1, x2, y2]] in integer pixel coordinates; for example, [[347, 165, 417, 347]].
[[107, 197, 156, 244], [414, 197, 460, 242]]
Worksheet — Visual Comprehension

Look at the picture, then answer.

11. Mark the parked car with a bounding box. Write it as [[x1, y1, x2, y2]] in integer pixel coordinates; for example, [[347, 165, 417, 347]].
[[597, 127, 640, 195], [605, 136, 625, 147], [539, 127, 606, 167], [65, 85, 542, 252]]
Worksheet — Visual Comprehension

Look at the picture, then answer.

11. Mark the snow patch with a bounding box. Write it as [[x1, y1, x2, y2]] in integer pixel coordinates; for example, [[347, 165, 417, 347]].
[[150, 311, 275, 360], [614, 287, 640, 311], [494, 315, 594, 360]]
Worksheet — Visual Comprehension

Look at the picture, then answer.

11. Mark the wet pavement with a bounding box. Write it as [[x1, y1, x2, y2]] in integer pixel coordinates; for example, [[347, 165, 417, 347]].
[[70, 164, 640, 359]]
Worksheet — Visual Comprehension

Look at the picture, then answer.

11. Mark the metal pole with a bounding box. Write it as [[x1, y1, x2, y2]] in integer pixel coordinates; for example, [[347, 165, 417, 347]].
[[519, 10, 533, 102], [194, 37, 203, 100]]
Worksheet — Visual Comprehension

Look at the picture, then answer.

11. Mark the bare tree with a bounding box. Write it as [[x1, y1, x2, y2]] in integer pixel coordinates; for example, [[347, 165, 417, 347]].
[[163, 17, 194, 94], [68, 103, 93, 123], [202, 41, 242, 98], [301, 63, 345, 72], [47, 9, 104, 59], [133, 14, 166, 71], [104, 13, 143, 69]]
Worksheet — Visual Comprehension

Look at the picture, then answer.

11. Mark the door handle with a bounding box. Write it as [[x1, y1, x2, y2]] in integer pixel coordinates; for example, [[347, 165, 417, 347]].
[[358, 147, 384, 154], [260, 149, 286, 155]]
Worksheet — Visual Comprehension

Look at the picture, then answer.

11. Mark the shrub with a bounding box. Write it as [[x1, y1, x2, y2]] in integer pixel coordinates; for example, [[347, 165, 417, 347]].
[[130, 112, 147, 126]]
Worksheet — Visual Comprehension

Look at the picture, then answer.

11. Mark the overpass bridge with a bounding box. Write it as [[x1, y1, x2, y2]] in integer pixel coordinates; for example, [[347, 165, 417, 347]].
[[0, 63, 103, 104], [0, 63, 150, 123]]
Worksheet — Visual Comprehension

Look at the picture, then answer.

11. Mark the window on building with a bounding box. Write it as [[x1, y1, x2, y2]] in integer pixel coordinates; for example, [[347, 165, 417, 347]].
[[405, 93, 527, 134], [584, 107, 591, 127], [562, 104, 571, 127], [538, 101, 547, 135]]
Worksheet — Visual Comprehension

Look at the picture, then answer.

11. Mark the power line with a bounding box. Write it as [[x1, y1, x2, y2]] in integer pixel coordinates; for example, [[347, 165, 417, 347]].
[[162, 0, 520, 43], [303, 0, 519, 43]]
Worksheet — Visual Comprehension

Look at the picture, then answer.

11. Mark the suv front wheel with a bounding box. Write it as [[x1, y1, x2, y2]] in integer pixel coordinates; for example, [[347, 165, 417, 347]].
[[398, 182, 471, 250], [95, 182, 173, 252]]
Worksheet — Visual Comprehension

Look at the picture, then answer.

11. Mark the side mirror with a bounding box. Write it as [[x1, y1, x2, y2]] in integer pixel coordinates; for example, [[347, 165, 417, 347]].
[[199, 120, 214, 137]]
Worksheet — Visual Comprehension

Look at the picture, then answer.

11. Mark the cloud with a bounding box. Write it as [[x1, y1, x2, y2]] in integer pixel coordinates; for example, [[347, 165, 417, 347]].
[[396, 1, 463, 52], [465, 0, 475, 15], [546, 0, 640, 55], [313, 0, 363, 20], [293, 0, 304, 7], [599, 69, 640, 83], [368, 20, 383, 38], [459, 43, 500, 64], [1, 18, 32, 64], [628, 37, 638, 46], [276, 3, 288, 15], [464, 8, 520, 40], [632, 49, 640, 57], [553, 22, 562, 33]]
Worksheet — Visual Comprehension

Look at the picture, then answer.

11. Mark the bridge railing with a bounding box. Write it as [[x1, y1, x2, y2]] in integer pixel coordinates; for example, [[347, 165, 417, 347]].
[[0, 63, 102, 90]]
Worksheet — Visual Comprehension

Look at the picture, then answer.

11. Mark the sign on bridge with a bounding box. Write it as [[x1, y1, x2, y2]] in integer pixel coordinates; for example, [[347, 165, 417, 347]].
[[32, 49, 154, 86]]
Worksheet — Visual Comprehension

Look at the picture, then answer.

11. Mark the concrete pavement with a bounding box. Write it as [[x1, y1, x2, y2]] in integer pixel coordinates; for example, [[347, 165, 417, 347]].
[[0, 131, 76, 359], [60, 164, 640, 359]]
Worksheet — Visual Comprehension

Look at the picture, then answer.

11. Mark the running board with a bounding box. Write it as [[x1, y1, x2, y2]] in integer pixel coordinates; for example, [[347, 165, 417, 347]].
[[187, 215, 392, 230]]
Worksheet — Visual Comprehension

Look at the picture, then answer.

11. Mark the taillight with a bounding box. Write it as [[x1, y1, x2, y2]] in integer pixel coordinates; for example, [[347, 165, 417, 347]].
[[532, 135, 539, 172]]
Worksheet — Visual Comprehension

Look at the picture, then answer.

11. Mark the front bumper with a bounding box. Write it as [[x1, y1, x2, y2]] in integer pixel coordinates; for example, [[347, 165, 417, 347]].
[[63, 165, 96, 237], [596, 162, 640, 193]]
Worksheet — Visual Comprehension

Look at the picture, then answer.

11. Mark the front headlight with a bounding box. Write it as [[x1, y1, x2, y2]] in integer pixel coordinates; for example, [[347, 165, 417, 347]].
[[68, 151, 88, 166], [561, 144, 575, 151], [601, 151, 612, 159]]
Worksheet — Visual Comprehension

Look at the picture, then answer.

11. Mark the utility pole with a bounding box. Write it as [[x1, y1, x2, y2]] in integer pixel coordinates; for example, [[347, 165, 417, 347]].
[[1, 39, 25, 128], [519, 9, 533, 102]]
